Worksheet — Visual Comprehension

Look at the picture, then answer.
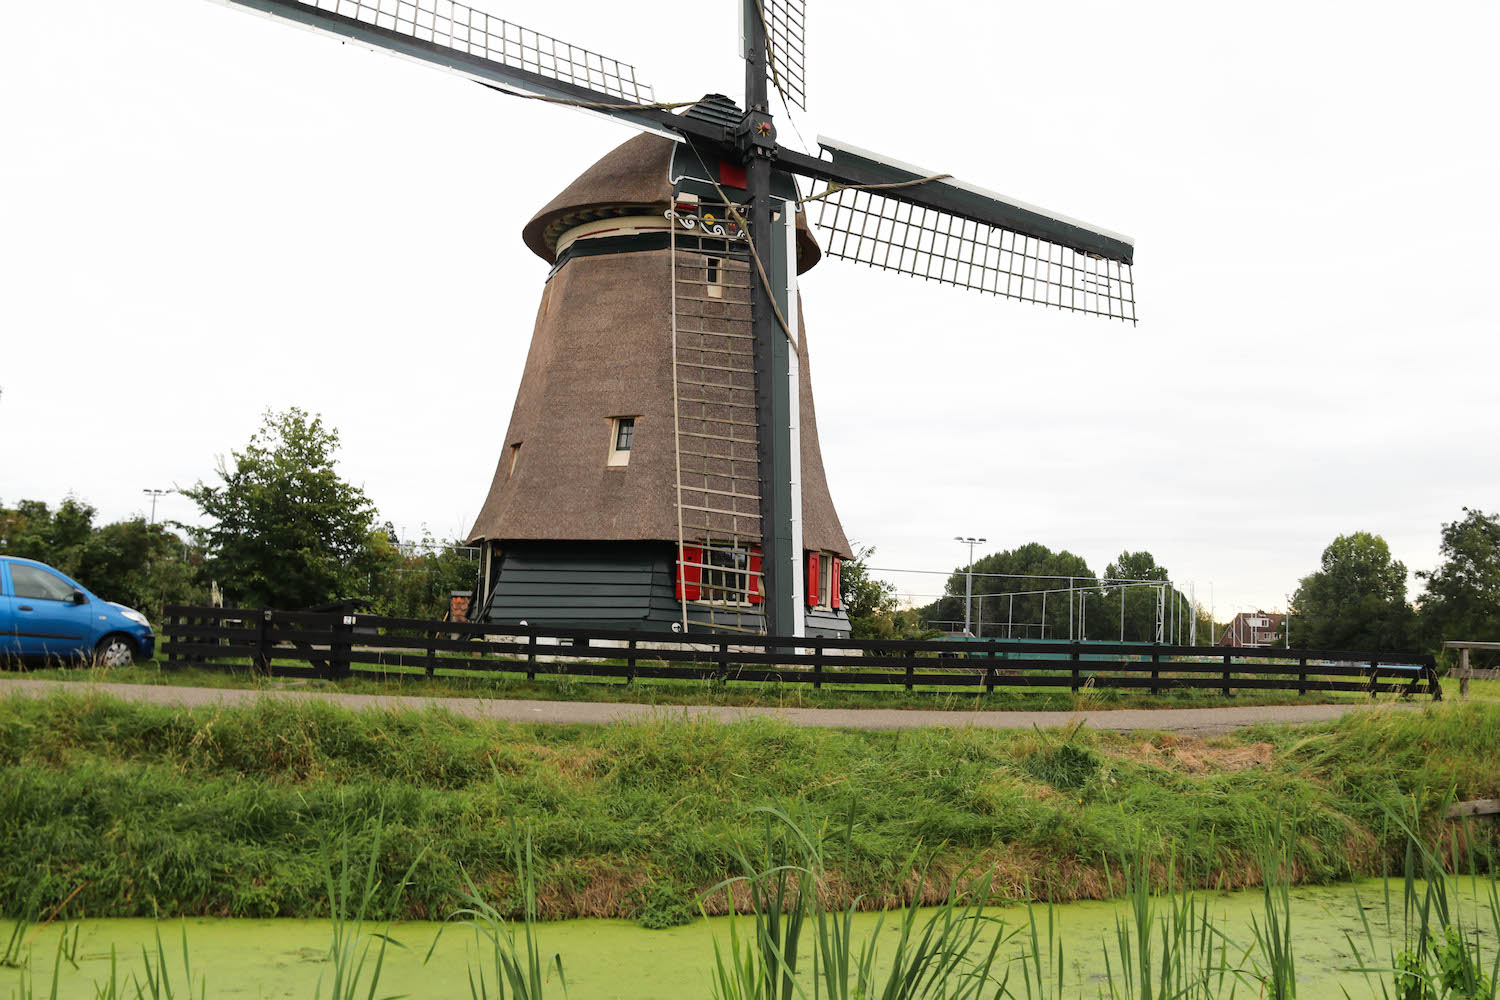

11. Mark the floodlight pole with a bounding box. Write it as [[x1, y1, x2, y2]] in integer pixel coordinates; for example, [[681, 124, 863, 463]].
[[143, 488, 171, 525], [954, 536, 985, 636]]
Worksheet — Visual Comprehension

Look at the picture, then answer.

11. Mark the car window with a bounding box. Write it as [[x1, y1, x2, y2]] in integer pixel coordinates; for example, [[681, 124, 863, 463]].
[[11, 564, 77, 602]]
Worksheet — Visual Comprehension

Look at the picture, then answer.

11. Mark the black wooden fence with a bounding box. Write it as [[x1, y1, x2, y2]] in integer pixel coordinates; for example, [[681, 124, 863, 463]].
[[161, 605, 1442, 700]]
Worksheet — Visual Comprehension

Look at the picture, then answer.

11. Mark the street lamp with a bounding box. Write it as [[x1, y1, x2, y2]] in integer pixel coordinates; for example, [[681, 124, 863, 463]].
[[954, 536, 986, 637], [142, 488, 172, 525]]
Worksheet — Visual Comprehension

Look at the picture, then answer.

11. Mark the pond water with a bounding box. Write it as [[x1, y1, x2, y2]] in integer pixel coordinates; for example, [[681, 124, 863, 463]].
[[4, 879, 1495, 998]]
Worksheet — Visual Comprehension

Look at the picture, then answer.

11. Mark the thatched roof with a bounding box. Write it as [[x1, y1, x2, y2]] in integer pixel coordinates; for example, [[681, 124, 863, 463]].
[[467, 131, 848, 559], [466, 247, 849, 558], [520, 132, 822, 273]]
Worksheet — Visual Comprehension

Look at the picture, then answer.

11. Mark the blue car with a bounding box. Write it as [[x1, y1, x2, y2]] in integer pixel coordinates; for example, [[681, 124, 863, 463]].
[[0, 556, 156, 667]]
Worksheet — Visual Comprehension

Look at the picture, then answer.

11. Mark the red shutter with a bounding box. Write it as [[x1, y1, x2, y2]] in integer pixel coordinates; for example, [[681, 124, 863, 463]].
[[675, 544, 701, 601], [749, 548, 764, 605], [831, 557, 842, 610], [806, 552, 820, 608]]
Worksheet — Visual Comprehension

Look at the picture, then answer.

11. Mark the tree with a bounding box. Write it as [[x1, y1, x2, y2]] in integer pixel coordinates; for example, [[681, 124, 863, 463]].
[[1418, 508, 1500, 664], [920, 543, 1094, 639], [183, 408, 377, 608], [1288, 532, 1416, 651], [0, 497, 97, 572], [74, 519, 202, 621], [837, 545, 937, 641], [1, 498, 202, 620], [1103, 550, 1172, 643], [365, 529, 481, 620]]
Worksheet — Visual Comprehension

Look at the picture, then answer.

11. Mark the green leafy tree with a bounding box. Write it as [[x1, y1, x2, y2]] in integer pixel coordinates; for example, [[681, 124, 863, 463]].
[[1103, 550, 1171, 643], [365, 529, 480, 620], [838, 545, 938, 641], [1288, 531, 1416, 651], [75, 520, 202, 621], [921, 543, 1094, 639], [182, 408, 377, 609], [0, 497, 97, 573], [1418, 507, 1500, 665], [1, 499, 202, 620]]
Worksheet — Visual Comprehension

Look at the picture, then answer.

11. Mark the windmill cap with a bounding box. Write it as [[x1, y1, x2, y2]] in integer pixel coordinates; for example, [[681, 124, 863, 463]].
[[522, 128, 821, 273]]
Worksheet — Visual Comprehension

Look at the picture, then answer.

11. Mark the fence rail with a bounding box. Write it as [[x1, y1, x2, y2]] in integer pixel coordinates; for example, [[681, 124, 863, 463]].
[[158, 606, 1442, 700]]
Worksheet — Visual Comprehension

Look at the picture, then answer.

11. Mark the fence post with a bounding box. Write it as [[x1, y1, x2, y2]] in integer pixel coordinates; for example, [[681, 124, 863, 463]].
[[717, 640, 729, 679], [1367, 657, 1380, 699], [626, 638, 637, 685], [527, 630, 537, 681], [1298, 656, 1308, 696], [425, 627, 436, 679], [255, 608, 271, 676], [812, 640, 824, 691], [1221, 652, 1232, 698], [1150, 646, 1161, 696], [1070, 645, 1081, 694], [905, 648, 915, 692], [1460, 646, 1471, 700], [334, 614, 354, 681]]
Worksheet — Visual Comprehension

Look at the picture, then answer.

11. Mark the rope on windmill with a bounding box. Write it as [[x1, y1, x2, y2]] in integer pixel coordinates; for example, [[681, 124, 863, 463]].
[[507, 93, 705, 112], [685, 144, 799, 346], [798, 173, 955, 208]]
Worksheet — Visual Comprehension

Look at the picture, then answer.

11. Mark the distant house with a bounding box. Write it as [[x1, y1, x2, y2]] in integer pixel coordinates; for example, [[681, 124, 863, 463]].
[[1218, 611, 1285, 648]]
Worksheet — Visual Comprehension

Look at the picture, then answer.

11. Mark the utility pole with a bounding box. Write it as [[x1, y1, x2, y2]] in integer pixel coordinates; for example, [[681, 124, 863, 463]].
[[954, 536, 986, 637], [142, 488, 171, 525]]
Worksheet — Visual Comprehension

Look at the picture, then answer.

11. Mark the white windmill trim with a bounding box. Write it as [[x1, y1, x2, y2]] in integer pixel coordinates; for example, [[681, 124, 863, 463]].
[[782, 196, 805, 639], [816, 135, 1135, 249]]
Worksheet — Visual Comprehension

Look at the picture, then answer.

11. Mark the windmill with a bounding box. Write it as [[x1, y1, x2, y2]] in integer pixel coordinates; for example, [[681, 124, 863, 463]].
[[192, 0, 1137, 638]]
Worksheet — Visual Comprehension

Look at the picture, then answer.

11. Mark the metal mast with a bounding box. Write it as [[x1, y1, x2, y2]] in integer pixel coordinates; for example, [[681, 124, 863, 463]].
[[743, 1, 795, 638]]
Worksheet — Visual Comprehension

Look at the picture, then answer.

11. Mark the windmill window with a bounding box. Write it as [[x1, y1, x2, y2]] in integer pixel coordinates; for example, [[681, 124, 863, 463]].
[[607, 417, 636, 466], [702, 546, 749, 605], [508, 442, 522, 478], [705, 255, 723, 299]]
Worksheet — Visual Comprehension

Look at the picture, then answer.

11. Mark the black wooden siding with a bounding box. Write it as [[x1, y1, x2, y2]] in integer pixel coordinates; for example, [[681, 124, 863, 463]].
[[483, 541, 850, 636]]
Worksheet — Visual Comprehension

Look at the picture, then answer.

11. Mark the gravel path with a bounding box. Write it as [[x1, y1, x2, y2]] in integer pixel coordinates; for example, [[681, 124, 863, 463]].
[[0, 678, 1423, 734]]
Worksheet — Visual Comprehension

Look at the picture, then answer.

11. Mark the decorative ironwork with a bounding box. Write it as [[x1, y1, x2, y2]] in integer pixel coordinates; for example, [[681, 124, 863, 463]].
[[812, 186, 1136, 322], [282, 0, 654, 103]]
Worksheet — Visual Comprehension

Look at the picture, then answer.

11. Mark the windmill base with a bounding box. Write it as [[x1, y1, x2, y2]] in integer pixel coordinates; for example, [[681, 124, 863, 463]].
[[476, 540, 850, 638]]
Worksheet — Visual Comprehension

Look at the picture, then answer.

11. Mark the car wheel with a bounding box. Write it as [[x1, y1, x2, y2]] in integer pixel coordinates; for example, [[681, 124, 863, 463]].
[[94, 634, 136, 669]]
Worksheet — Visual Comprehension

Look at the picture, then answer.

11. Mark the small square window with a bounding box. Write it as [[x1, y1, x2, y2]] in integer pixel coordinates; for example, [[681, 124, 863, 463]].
[[607, 417, 636, 466], [705, 255, 723, 299]]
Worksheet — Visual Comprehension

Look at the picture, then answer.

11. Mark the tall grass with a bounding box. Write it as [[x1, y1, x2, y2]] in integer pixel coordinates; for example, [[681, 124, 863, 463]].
[[704, 805, 1011, 1000], [426, 825, 567, 1000], [6, 693, 1497, 925], [1340, 796, 1500, 1000]]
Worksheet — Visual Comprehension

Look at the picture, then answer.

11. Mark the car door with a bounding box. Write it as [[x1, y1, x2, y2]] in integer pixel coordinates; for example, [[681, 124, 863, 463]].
[[0, 563, 20, 662], [9, 563, 95, 661]]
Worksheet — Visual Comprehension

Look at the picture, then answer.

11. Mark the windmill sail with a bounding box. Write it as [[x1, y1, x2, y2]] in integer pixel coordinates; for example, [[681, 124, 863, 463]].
[[752, 0, 807, 111], [781, 138, 1136, 322], [212, 0, 680, 136]]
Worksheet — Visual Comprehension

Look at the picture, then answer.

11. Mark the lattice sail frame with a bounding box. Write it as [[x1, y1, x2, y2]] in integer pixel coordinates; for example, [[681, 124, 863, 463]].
[[760, 0, 807, 111], [267, 0, 655, 102], [812, 187, 1136, 322], [668, 192, 765, 633]]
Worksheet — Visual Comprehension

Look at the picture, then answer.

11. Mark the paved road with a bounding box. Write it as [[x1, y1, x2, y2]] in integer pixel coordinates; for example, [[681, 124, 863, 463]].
[[0, 678, 1425, 733]]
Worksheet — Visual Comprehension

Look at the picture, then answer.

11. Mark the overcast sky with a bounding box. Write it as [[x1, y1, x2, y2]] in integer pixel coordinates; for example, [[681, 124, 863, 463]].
[[3, 0, 1497, 619]]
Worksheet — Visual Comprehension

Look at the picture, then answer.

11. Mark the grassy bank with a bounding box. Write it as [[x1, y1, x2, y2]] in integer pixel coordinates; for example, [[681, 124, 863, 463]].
[[9, 655, 1434, 713], [1, 691, 1496, 926]]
